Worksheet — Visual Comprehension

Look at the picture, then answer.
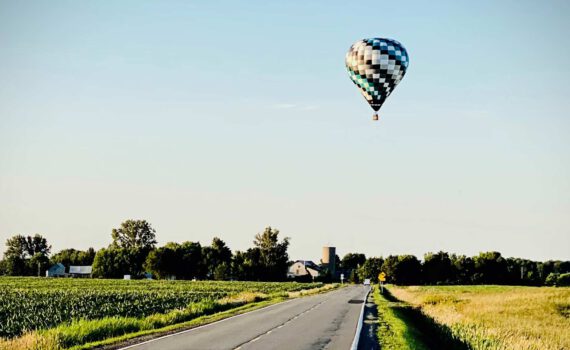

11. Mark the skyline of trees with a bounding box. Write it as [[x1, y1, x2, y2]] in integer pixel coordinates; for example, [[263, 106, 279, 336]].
[[0, 234, 51, 276], [1, 220, 569, 286]]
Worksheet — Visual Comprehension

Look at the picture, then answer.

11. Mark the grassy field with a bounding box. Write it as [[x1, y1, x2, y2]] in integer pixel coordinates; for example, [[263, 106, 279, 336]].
[[373, 286, 429, 350], [0, 277, 326, 349], [386, 285, 570, 350]]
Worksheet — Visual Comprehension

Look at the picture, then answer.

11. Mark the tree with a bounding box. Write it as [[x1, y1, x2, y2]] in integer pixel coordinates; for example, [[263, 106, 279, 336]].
[[144, 241, 202, 280], [381, 255, 422, 285], [213, 262, 230, 280], [29, 253, 50, 276], [202, 237, 232, 279], [24, 235, 51, 257], [473, 251, 508, 284], [357, 257, 384, 283], [381, 255, 399, 283], [348, 269, 360, 284], [50, 248, 96, 271], [506, 258, 541, 286], [423, 251, 454, 284], [79, 247, 97, 265], [545, 272, 559, 286], [178, 241, 203, 279], [231, 251, 248, 280], [144, 244, 179, 279], [559, 261, 570, 274], [92, 247, 139, 278], [111, 220, 157, 250], [232, 247, 265, 281], [395, 255, 422, 285], [3, 234, 51, 276], [558, 273, 570, 286], [4, 235, 27, 259], [5, 234, 51, 259], [93, 248, 121, 278], [341, 253, 367, 270], [2, 256, 26, 276], [99, 220, 157, 278], [450, 254, 474, 284], [3, 235, 27, 275], [253, 227, 290, 281]]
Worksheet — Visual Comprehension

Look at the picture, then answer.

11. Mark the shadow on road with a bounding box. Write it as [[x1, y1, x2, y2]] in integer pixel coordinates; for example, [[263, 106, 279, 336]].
[[348, 299, 365, 304]]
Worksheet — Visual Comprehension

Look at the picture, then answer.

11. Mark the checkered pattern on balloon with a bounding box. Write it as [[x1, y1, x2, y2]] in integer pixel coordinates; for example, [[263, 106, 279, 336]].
[[345, 38, 409, 120]]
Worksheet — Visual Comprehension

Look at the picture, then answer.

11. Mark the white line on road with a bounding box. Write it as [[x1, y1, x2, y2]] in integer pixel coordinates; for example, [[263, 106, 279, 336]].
[[231, 298, 327, 350], [350, 286, 371, 350]]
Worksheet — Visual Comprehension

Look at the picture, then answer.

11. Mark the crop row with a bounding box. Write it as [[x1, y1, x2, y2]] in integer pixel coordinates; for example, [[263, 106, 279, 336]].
[[0, 277, 320, 293], [0, 278, 322, 338]]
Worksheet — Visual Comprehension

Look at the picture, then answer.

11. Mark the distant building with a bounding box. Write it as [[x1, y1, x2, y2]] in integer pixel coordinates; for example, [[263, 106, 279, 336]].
[[69, 265, 93, 278], [321, 246, 336, 276], [288, 246, 340, 281], [287, 260, 321, 279], [46, 263, 65, 277]]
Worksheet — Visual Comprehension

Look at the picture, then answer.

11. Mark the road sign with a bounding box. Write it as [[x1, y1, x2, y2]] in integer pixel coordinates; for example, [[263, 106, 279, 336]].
[[379, 272, 386, 282]]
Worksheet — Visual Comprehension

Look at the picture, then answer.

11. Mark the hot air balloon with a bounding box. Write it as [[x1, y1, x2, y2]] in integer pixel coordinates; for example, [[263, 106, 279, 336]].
[[345, 38, 409, 120]]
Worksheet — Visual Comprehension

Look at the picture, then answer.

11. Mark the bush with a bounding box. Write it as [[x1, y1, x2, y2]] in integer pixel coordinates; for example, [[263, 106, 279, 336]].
[[557, 273, 570, 286], [545, 272, 570, 286], [545, 273, 559, 286]]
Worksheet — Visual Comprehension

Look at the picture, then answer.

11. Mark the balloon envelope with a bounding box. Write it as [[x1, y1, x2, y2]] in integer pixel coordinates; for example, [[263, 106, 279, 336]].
[[345, 38, 409, 114]]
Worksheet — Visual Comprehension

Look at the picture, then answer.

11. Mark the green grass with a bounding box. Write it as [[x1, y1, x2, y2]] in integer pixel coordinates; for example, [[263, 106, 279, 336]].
[[70, 297, 283, 350], [374, 286, 430, 350]]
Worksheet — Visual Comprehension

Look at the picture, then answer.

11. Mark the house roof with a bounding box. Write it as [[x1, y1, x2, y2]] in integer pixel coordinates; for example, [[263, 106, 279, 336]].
[[48, 263, 65, 272], [69, 266, 93, 274], [296, 260, 321, 270]]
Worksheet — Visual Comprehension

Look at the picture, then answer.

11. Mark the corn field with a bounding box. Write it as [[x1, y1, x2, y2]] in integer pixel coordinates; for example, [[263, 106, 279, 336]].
[[0, 277, 321, 338]]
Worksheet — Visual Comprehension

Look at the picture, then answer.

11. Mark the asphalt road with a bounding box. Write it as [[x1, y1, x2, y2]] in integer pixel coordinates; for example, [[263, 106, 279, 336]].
[[121, 285, 369, 350]]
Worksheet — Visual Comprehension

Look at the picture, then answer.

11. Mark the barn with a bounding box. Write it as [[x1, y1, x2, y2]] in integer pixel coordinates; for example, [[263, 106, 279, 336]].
[[46, 263, 65, 277], [69, 265, 93, 278], [287, 260, 321, 280]]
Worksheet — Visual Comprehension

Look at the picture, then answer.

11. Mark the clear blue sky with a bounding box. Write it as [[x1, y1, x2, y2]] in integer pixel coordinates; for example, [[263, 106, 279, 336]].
[[1, 0, 569, 262]]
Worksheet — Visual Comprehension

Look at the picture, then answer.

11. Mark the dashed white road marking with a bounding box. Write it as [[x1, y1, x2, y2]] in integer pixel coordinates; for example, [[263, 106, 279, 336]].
[[232, 299, 328, 350]]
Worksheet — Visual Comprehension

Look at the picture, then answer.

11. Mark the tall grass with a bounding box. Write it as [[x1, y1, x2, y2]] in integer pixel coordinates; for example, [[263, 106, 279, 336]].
[[374, 286, 470, 350], [374, 286, 428, 350], [389, 285, 570, 350]]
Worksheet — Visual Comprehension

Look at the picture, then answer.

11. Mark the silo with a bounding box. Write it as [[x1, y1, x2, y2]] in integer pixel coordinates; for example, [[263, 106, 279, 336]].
[[322, 246, 336, 276]]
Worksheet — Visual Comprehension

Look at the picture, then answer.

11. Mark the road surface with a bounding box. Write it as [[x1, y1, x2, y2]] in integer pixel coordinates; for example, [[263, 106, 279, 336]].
[[121, 285, 369, 350]]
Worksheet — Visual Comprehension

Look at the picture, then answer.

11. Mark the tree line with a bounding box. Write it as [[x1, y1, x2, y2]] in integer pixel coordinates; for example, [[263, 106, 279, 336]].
[[1, 219, 569, 286], [341, 251, 570, 286], [0, 220, 291, 281]]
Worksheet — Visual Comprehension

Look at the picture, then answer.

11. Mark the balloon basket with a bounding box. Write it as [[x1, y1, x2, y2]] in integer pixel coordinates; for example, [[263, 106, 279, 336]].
[[372, 114, 379, 121]]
